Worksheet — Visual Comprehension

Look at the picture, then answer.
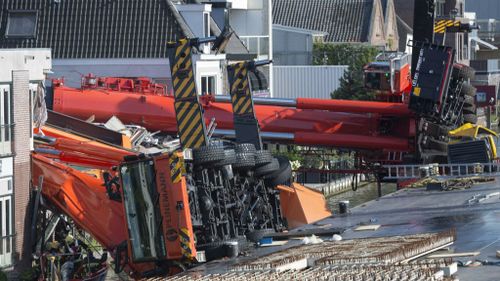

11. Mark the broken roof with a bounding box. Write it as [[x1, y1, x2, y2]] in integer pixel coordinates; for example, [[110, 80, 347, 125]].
[[272, 0, 375, 43], [0, 0, 186, 59]]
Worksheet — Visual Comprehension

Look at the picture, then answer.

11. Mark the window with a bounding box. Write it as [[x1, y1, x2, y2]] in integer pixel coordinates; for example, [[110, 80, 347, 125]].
[[0, 201, 3, 255], [3, 89, 10, 142], [202, 12, 211, 53], [436, 0, 445, 16], [0, 193, 13, 267], [5, 10, 38, 38], [477, 92, 487, 103], [120, 161, 166, 262], [456, 33, 466, 61], [203, 12, 210, 38], [0, 87, 12, 156], [201, 76, 215, 95]]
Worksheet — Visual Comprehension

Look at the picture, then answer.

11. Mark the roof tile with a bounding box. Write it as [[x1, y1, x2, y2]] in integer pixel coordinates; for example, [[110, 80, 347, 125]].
[[272, 0, 374, 43], [0, 0, 185, 59]]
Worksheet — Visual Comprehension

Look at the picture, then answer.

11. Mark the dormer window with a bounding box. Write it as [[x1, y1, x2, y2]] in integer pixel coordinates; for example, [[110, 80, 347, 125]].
[[203, 12, 210, 37], [4, 10, 38, 38]]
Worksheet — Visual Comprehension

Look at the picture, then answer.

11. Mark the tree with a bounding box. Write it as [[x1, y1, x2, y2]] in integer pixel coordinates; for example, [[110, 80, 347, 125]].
[[313, 43, 379, 100]]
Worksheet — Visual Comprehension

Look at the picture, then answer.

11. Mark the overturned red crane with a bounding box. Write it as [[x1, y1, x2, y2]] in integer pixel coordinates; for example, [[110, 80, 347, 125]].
[[49, 76, 415, 154]]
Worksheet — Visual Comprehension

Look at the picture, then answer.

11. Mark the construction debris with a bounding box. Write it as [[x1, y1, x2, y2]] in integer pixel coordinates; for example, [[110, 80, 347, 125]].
[[408, 176, 495, 190], [301, 235, 324, 245], [264, 227, 343, 241], [331, 234, 342, 241], [467, 192, 500, 205], [426, 251, 480, 259], [354, 224, 381, 231], [160, 259, 456, 281], [101, 116, 179, 152], [441, 262, 458, 277], [260, 241, 289, 247], [230, 230, 455, 272], [152, 230, 457, 281]]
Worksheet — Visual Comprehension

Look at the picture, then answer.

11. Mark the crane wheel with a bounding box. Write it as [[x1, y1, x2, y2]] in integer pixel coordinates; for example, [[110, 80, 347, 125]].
[[463, 94, 476, 114], [193, 145, 225, 166], [235, 143, 257, 154], [246, 228, 275, 243], [462, 104, 476, 115], [255, 158, 280, 177], [255, 150, 273, 166], [265, 156, 292, 187], [198, 241, 227, 261], [233, 152, 256, 170], [215, 149, 236, 167], [463, 114, 478, 124], [464, 95, 474, 105], [452, 63, 475, 80], [460, 83, 477, 97]]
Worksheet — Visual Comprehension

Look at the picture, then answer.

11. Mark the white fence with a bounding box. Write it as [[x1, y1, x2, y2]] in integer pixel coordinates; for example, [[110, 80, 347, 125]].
[[272, 65, 348, 99]]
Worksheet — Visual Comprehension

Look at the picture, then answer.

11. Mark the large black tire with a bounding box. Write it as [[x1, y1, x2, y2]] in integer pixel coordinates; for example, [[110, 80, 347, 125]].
[[462, 105, 476, 115], [193, 145, 225, 166], [460, 83, 477, 97], [462, 94, 476, 114], [215, 149, 236, 167], [265, 156, 292, 187], [198, 241, 226, 261], [255, 150, 273, 166], [462, 104, 476, 115], [233, 152, 256, 170], [452, 63, 475, 80], [463, 114, 478, 124], [246, 228, 275, 243], [235, 143, 256, 154], [463, 94, 475, 105], [254, 158, 280, 177]]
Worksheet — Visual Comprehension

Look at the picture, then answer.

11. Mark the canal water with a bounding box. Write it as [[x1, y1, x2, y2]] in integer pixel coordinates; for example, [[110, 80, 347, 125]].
[[326, 182, 397, 214]]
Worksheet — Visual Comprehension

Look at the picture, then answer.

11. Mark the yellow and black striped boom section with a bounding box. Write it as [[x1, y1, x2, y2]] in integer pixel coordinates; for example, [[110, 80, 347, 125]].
[[227, 61, 256, 117], [227, 60, 271, 149], [434, 19, 474, 34], [167, 38, 211, 149], [434, 19, 460, 34]]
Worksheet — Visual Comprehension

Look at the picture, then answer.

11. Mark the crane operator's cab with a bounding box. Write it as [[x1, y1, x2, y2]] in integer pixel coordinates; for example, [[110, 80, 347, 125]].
[[364, 52, 412, 102]]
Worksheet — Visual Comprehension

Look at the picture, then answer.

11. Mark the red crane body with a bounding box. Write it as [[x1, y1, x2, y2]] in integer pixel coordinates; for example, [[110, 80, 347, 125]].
[[33, 129, 196, 278], [32, 154, 127, 249], [51, 80, 416, 153]]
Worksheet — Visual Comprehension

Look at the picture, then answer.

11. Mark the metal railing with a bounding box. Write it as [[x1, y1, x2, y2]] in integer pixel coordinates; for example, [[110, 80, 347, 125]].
[[383, 162, 500, 180]]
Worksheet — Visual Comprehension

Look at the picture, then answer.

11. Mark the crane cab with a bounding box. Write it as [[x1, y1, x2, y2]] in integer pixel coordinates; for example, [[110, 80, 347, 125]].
[[364, 52, 412, 102], [118, 153, 197, 276]]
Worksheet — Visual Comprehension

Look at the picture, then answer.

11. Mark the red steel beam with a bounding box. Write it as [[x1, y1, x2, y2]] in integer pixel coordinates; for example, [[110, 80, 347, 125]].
[[294, 132, 410, 151], [295, 98, 411, 116], [52, 85, 415, 152]]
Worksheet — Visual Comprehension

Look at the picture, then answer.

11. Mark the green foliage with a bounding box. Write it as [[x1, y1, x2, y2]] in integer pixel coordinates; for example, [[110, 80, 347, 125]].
[[273, 149, 304, 163], [0, 269, 6, 281], [313, 43, 379, 100], [19, 268, 37, 281]]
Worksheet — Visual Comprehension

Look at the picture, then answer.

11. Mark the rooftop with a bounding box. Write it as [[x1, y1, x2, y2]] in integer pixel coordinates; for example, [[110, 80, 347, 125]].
[[0, 0, 185, 59], [272, 0, 374, 43]]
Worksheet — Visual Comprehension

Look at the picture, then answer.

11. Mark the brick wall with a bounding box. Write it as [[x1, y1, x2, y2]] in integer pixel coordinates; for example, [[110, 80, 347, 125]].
[[12, 70, 32, 270]]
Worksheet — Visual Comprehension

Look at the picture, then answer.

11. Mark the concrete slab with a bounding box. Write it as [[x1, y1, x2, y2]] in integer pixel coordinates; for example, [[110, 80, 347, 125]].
[[313, 179, 500, 281]]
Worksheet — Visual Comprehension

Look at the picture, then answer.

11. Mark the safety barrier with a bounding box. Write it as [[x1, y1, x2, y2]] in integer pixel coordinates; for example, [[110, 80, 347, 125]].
[[383, 162, 500, 180]]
